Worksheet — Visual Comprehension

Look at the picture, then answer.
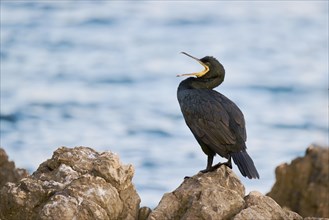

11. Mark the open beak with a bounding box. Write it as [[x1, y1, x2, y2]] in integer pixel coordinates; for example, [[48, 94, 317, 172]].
[[177, 52, 209, 77]]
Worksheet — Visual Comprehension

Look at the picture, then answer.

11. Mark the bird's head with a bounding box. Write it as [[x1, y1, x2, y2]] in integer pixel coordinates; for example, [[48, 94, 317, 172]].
[[177, 52, 225, 81]]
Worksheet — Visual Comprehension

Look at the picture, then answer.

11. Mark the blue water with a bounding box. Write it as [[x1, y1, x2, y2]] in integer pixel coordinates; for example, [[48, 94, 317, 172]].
[[1, 1, 328, 208]]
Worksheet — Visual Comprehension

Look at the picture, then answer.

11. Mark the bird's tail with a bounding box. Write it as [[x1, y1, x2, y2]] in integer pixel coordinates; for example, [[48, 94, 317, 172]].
[[231, 150, 259, 179]]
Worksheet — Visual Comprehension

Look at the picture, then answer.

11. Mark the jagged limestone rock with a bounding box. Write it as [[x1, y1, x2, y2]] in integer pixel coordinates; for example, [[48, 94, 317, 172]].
[[0, 148, 29, 188], [267, 145, 329, 218], [233, 191, 302, 220], [0, 146, 140, 220], [146, 166, 302, 220], [148, 166, 245, 220]]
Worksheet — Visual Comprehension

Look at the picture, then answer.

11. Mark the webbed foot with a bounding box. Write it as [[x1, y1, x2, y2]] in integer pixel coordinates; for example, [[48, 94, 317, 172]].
[[200, 157, 232, 173]]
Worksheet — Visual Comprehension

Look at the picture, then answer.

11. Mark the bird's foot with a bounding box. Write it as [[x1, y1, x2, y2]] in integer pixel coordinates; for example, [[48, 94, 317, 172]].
[[199, 168, 211, 173], [199, 166, 217, 173], [199, 161, 232, 173]]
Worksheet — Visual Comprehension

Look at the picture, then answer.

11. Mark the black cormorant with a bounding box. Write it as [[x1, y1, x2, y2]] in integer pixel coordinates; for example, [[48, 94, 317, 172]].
[[177, 52, 259, 179]]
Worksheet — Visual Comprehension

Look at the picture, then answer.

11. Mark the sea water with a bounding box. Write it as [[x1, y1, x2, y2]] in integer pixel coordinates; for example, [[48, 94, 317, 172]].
[[1, 1, 328, 207]]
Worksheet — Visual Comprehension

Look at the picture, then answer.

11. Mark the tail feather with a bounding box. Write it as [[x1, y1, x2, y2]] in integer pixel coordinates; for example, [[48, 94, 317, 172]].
[[231, 150, 259, 179]]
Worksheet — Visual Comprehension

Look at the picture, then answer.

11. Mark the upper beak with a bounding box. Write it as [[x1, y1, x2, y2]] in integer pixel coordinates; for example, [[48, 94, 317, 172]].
[[177, 52, 209, 77]]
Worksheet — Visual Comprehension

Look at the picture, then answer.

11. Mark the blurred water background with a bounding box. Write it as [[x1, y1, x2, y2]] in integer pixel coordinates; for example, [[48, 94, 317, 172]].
[[1, 1, 328, 208]]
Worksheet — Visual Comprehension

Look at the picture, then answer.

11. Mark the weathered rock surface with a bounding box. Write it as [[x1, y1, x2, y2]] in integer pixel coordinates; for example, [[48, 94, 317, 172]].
[[267, 145, 329, 218], [147, 165, 302, 220], [0, 148, 29, 188], [234, 191, 303, 220], [1, 145, 327, 220], [0, 146, 140, 220]]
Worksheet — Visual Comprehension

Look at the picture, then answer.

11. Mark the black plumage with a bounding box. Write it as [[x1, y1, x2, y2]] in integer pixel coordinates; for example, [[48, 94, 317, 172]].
[[177, 52, 259, 179]]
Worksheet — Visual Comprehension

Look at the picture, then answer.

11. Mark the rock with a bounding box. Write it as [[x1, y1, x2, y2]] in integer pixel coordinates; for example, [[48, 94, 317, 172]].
[[147, 166, 245, 220], [2, 145, 326, 219], [233, 191, 302, 220], [0, 148, 29, 188], [267, 145, 329, 218], [147, 165, 302, 220], [0, 146, 140, 220]]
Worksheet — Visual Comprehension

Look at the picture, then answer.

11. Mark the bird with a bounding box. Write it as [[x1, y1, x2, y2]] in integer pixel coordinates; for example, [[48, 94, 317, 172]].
[[177, 52, 259, 179]]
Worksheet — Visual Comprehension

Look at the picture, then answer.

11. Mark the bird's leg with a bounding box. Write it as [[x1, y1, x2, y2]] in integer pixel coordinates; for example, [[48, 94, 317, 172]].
[[186, 155, 214, 178], [199, 155, 232, 174], [212, 155, 232, 170], [185, 155, 212, 178], [200, 155, 214, 173], [223, 155, 232, 169]]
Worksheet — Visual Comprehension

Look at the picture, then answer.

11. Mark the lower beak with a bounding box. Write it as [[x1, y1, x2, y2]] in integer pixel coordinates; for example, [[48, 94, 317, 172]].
[[177, 52, 209, 77]]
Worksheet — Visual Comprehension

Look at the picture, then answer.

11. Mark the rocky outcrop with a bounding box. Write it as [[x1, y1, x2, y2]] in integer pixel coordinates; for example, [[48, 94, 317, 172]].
[[267, 145, 329, 218], [0, 146, 140, 220], [0, 148, 29, 188], [1, 145, 327, 220], [147, 165, 302, 220], [234, 191, 302, 220]]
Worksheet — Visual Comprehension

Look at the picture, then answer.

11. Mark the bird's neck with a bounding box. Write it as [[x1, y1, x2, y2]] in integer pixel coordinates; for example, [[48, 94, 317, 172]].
[[179, 77, 223, 90]]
